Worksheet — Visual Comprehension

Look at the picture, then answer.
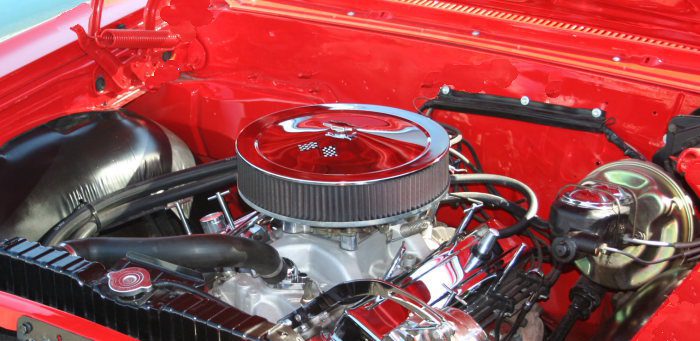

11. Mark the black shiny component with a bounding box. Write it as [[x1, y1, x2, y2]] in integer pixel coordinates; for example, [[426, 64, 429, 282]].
[[653, 115, 700, 172], [548, 278, 606, 341], [61, 234, 288, 283], [0, 111, 193, 242], [551, 237, 577, 263], [421, 88, 644, 160], [455, 265, 540, 327], [551, 234, 602, 263], [42, 158, 237, 246], [549, 198, 626, 238], [0, 238, 275, 340]]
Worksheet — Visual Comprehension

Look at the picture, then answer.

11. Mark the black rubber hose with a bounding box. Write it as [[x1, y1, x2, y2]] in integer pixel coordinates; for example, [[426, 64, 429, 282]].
[[153, 280, 222, 302], [444, 191, 552, 238], [42, 158, 238, 245], [94, 157, 237, 209], [449, 174, 539, 238], [65, 172, 238, 242], [450, 174, 538, 219], [98, 172, 237, 229], [444, 192, 530, 238], [60, 234, 288, 284]]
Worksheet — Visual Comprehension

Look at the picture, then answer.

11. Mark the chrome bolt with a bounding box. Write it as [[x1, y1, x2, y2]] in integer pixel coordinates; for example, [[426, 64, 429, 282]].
[[347, 11, 355, 16], [592, 108, 602, 118], [440, 84, 451, 95], [471, 30, 480, 36], [520, 96, 530, 105], [612, 56, 621, 62]]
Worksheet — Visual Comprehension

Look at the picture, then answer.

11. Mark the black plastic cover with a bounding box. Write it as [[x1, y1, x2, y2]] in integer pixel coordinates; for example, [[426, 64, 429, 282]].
[[0, 111, 194, 241], [653, 115, 700, 171]]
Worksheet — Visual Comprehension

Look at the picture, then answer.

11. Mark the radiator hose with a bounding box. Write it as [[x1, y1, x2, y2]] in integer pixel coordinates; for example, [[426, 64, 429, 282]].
[[60, 234, 288, 284]]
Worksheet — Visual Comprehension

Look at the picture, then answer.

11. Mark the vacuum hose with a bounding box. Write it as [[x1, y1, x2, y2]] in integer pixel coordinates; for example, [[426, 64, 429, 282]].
[[450, 174, 538, 219], [60, 234, 288, 284], [444, 191, 534, 238]]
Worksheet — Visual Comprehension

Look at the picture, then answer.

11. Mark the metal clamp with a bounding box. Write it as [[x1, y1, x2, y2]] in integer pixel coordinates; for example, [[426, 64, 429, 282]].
[[449, 200, 484, 248], [207, 190, 235, 228], [166, 198, 193, 235]]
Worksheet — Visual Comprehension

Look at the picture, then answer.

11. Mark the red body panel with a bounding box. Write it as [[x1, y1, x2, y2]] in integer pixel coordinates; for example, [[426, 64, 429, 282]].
[[1, 0, 699, 339], [634, 266, 700, 340]]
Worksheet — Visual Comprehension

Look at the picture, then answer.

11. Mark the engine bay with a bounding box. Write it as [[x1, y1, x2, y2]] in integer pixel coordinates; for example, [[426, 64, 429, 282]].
[[1, 1, 700, 340], [3, 100, 697, 341]]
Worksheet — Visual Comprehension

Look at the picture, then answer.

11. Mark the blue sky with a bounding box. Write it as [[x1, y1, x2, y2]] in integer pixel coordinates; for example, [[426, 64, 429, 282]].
[[0, 0, 86, 41]]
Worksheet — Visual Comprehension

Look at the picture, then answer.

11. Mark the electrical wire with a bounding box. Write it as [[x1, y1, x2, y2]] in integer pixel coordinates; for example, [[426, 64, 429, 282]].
[[459, 139, 486, 173], [525, 229, 544, 270], [502, 267, 561, 341], [438, 121, 506, 201]]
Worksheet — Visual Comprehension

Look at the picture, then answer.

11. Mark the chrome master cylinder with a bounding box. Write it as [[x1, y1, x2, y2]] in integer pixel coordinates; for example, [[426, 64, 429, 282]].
[[550, 159, 694, 290]]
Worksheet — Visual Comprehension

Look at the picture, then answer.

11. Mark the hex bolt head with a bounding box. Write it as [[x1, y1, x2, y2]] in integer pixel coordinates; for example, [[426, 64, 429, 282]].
[[592, 108, 602, 118], [520, 96, 530, 106], [440, 85, 451, 95]]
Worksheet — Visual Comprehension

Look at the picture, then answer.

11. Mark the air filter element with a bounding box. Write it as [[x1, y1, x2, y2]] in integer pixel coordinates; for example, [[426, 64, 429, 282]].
[[236, 104, 450, 227]]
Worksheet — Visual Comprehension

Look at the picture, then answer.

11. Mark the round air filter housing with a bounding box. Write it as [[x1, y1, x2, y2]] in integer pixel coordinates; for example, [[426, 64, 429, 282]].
[[236, 104, 450, 227]]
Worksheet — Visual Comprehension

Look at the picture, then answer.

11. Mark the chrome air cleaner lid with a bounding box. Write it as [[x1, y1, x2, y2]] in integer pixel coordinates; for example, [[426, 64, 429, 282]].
[[236, 103, 450, 227]]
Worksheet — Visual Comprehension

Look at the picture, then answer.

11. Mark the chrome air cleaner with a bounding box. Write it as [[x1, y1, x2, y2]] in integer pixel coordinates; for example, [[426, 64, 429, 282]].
[[235, 104, 450, 227]]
